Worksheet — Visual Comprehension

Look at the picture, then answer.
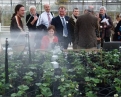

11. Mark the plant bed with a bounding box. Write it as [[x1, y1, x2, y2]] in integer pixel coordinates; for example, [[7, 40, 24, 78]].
[[0, 49, 121, 97]]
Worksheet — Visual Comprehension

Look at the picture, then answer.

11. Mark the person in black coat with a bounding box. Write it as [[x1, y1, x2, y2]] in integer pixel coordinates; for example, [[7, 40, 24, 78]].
[[26, 5, 39, 50], [99, 6, 113, 47], [68, 8, 79, 49], [114, 14, 121, 41], [26, 5, 39, 32], [115, 17, 121, 41], [10, 4, 26, 49], [51, 6, 71, 49]]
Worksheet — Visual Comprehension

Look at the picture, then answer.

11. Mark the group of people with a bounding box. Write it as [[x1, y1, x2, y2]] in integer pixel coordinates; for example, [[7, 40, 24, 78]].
[[10, 3, 115, 51]]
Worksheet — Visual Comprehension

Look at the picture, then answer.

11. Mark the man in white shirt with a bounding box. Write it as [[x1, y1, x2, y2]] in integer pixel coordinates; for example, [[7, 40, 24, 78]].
[[35, 4, 54, 49], [36, 3, 53, 28]]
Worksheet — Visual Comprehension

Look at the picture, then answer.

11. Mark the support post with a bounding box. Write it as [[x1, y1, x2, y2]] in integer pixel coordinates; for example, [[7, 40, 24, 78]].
[[5, 38, 9, 96]]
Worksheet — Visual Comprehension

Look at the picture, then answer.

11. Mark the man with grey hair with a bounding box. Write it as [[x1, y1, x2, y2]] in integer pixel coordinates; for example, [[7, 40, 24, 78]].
[[74, 6, 98, 49], [26, 5, 39, 32], [99, 6, 113, 46], [84, 5, 94, 14], [26, 5, 39, 50]]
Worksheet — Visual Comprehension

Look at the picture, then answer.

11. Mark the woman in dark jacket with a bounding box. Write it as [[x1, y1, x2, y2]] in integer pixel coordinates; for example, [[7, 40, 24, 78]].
[[10, 4, 25, 49], [113, 14, 121, 41], [115, 14, 121, 41]]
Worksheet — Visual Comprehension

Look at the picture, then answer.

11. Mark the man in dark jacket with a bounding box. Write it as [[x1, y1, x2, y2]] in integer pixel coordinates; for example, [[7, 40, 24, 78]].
[[68, 8, 79, 49], [74, 7, 98, 49], [51, 6, 71, 49], [26, 5, 39, 32], [26, 5, 39, 50]]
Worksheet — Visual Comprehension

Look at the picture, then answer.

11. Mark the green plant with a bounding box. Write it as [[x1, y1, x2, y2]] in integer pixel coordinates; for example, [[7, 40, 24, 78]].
[[58, 79, 79, 97], [36, 83, 52, 97], [0, 50, 121, 96], [114, 77, 121, 95], [11, 85, 29, 97], [84, 76, 101, 97]]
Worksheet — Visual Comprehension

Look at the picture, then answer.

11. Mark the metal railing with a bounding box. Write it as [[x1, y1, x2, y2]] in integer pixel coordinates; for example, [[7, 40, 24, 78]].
[[0, 24, 10, 33]]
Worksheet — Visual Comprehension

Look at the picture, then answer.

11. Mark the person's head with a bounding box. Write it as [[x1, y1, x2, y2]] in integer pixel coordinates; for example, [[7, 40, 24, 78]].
[[47, 25, 56, 37], [15, 4, 25, 17], [73, 8, 79, 17], [99, 6, 106, 15], [87, 6, 94, 14], [44, 4, 50, 13], [117, 14, 121, 21], [11, 4, 25, 19], [95, 12, 101, 21], [116, 14, 119, 19], [29, 5, 36, 15], [88, 5, 94, 10], [58, 5, 67, 17], [95, 12, 99, 18], [84, 9, 88, 14]]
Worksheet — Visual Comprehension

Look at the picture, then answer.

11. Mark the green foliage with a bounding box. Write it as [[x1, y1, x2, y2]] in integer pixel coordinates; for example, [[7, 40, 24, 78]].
[[11, 85, 29, 97], [114, 78, 121, 94], [0, 50, 121, 96], [36, 83, 52, 97], [86, 91, 97, 97], [58, 80, 79, 96]]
